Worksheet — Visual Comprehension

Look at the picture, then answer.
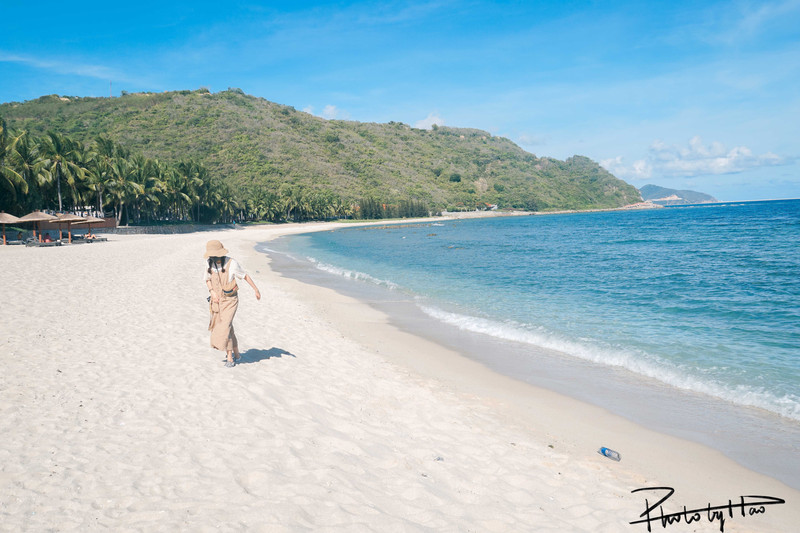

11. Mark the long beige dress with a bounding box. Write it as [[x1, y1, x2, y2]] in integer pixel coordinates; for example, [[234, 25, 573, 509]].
[[208, 261, 239, 352]]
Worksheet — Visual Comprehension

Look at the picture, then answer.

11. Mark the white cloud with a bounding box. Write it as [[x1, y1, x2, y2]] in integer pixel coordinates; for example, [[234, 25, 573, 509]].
[[716, 0, 800, 45], [600, 156, 652, 179], [302, 104, 350, 120], [601, 136, 787, 180], [322, 104, 340, 119], [414, 112, 445, 129], [517, 133, 547, 147], [0, 51, 120, 81]]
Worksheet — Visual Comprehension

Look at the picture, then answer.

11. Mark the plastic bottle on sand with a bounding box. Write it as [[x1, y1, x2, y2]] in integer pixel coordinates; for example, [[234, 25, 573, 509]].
[[598, 447, 621, 461]]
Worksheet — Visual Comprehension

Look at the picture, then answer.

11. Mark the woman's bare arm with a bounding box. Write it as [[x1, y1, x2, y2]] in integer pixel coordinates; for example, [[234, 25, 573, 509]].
[[244, 274, 261, 300]]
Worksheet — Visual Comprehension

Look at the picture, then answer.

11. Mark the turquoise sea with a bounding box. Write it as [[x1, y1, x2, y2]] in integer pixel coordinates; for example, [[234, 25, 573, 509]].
[[262, 199, 800, 486]]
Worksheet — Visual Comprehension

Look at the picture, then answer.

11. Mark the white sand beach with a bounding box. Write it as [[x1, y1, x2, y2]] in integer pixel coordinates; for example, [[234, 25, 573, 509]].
[[1, 223, 797, 532]]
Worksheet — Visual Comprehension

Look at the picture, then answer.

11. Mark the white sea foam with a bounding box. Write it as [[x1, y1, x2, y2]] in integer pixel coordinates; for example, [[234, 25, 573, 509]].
[[419, 304, 800, 422], [307, 257, 402, 291], [297, 253, 800, 422]]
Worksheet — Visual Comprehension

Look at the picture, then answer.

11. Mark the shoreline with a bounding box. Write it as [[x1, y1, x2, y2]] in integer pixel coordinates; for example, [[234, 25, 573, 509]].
[[262, 221, 800, 492], [2, 223, 797, 531], [234, 224, 800, 523]]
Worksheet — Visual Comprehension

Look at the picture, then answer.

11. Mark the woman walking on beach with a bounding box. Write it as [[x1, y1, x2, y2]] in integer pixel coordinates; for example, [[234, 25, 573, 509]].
[[204, 240, 261, 367]]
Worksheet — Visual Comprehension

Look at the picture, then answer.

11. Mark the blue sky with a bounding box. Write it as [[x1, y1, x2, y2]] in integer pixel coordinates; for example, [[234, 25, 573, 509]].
[[2, 0, 799, 201]]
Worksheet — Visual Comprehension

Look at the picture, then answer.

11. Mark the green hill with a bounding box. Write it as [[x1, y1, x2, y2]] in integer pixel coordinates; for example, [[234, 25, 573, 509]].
[[1, 88, 641, 213]]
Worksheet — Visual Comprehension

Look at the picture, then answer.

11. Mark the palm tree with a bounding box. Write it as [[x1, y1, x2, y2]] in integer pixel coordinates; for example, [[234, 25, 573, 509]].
[[148, 160, 174, 222], [203, 182, 225, 223], [217, 195, 238, 224], [70, 143, 96, 212], [281, 187, 304, 221], [125, 155, 162, 223], [177, 160, 208, 223], [0, 121, 30, 213], [331, 196, 351, 219], [163, 166, 192, 221], [40, 132, 85, 211], [105, 157, 143, 225], [243, 186, 279, 222], [11, 131, 51, 212], [88, 136, 124, 216]]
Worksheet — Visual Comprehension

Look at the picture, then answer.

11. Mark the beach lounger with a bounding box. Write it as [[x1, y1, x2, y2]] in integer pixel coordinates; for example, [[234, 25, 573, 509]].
[[26, 240, 62, 247]]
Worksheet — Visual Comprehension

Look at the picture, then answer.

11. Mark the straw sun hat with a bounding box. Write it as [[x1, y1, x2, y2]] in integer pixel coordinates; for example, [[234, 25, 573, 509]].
[[204, 240, 229, 258]]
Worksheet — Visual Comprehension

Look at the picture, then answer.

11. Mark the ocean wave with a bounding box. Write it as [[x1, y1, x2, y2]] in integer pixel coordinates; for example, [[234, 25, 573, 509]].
[[418, 304, 800, 422], [307, 257, 402, 291]]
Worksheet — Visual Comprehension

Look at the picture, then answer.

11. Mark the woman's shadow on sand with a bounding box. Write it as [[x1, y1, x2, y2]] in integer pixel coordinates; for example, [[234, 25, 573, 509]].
[[237, 347, 296, 365]]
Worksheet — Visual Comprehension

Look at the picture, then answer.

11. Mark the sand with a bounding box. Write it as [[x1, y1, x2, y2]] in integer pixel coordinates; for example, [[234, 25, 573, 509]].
[[1, 223, 797, 532]]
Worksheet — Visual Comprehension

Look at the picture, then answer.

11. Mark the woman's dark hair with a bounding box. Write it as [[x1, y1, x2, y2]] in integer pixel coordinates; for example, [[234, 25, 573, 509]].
[[207, 256, 228, 275]]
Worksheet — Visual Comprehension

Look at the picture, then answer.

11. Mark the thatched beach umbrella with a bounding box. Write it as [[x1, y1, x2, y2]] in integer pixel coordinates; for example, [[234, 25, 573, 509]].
[[56, 213, 85, 244], [18, 211, 57, 242], [0, 212, 21, 245], [72, 215, 104, 237]]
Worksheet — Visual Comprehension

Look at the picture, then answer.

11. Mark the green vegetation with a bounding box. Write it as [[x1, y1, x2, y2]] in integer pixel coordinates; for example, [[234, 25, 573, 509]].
[[1, 89, 642, 222], [1, 123, 240, 224]]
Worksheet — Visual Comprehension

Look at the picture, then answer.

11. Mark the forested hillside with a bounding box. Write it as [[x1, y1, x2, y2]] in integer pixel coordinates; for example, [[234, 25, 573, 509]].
[[1, 88, 641, 219]]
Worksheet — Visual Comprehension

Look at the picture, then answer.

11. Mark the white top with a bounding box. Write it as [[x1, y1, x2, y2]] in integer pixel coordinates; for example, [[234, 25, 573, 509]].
[[203, 257, 247, 282]]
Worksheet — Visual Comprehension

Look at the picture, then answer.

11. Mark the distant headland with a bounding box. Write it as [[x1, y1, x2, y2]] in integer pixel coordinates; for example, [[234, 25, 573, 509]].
[[639, 184, 718, 206]]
